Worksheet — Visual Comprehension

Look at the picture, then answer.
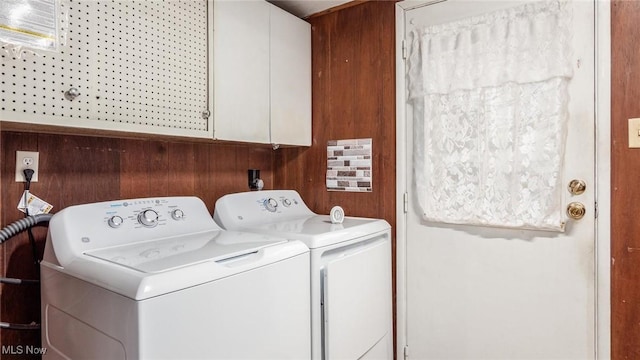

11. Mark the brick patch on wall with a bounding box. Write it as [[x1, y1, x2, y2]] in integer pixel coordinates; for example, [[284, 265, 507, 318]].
[[326, 138, 372, 192]]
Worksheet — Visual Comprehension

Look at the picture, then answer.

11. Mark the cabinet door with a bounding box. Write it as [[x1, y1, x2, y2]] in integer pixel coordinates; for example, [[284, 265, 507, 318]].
[[269, 5, 312, 147], [213, 0, 270, 143], [1, 0, 211, 139]]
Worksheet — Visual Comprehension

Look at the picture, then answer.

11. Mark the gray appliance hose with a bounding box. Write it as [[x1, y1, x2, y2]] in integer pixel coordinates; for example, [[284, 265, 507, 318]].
[[0, 214, 53, 244], [0, 214, 52, 331]]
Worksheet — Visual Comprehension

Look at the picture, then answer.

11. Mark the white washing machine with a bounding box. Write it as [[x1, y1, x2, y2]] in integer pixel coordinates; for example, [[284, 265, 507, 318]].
[[214, 190, 393, 360], [40, 196, 311, 359]]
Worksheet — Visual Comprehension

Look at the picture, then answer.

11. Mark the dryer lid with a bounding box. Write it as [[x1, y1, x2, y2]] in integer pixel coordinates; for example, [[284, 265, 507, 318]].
[[213, 190, 391, 249], [242, 215, 390, 249]]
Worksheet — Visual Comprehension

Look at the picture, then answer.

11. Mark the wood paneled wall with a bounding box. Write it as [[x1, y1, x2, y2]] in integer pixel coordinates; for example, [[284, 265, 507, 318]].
[[275, 1, 396, 231], [611, 1, 640, 358], [0, 130, 274, 355], [274, 0, 397, 352]]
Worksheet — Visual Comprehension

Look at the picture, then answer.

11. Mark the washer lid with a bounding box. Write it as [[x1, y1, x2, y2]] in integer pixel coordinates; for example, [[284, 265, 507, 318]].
[[44, 230, 308, 300], [85, 230, 285, 273]]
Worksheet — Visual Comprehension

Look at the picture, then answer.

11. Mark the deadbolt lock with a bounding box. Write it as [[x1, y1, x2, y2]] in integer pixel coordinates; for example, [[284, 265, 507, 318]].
[[568, 179, 586, 195], [566, 202, 586, 220]]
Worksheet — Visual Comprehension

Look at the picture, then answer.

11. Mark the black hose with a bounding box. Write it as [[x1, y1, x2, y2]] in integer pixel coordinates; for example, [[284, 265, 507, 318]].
[[0, 214, 53, 244], [22, 169, 40, 263], [0, 321, 40, 330], [0, 277, 38, 285], [0, 178, 51, 332]]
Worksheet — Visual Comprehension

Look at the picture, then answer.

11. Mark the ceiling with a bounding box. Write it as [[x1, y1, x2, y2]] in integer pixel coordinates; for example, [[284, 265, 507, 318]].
[[268, 0, 352, 18]]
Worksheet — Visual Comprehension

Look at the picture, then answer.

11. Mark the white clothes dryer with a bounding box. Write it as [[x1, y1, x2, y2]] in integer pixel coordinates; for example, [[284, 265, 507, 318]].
[[214, 190, 393, 360], [41, 196, 310, 359]]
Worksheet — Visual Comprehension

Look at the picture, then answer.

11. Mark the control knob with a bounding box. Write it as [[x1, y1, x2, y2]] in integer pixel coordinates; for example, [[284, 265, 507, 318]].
[[171, 209, 185, 220], [107, 215, 124, 228], [138, 209, 159, 227], [264, 198, 278, 212]]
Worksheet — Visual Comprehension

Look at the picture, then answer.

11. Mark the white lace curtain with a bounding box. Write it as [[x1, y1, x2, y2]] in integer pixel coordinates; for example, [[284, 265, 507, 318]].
[[407, 1, 573, 231]]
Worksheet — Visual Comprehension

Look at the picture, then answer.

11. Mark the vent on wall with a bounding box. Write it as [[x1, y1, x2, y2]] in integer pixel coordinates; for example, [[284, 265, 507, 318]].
[[0, 0, 210, 136]]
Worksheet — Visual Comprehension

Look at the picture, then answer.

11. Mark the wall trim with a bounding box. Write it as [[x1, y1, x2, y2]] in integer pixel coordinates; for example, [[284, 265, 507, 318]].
[[595, 0, 612, 358]]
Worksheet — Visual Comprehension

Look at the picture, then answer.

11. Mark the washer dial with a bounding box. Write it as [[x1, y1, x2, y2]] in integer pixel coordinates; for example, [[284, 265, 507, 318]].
[[171, 209, 185, 220], [107, 215, 124, 228], [138, 209, 159, 227]]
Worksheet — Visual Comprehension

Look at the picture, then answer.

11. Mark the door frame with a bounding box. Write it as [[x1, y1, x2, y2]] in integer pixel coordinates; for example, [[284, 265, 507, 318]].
[[394, 1, 612, 358]]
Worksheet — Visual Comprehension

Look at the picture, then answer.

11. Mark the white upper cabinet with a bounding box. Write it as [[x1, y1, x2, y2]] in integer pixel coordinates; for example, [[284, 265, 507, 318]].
[[1, 1, 212, 139], [269, 5, 312, 147], [212, 0, 271, 144], [211, 0, 311, 146]]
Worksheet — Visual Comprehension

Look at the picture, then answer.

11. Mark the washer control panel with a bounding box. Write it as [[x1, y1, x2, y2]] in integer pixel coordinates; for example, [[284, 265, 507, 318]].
[[103, 198, 186, 230], [47, 196, 220, 266]]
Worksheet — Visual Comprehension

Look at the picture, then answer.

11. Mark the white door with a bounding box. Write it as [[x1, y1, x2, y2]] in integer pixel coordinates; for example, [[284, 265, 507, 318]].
[[398, 1, 596, 359]]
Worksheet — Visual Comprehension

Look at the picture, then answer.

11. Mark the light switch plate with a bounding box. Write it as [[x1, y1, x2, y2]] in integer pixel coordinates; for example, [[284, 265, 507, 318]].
[[630, 118, 640, 148]]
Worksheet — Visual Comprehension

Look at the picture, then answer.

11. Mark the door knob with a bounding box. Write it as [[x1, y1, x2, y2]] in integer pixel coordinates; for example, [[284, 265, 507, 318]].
[[566, 202, 586, 220], [568, 179, 586, 195]]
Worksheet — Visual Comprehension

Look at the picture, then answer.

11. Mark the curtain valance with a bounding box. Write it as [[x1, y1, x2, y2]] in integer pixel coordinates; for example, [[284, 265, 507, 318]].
[[408, 1, 573, 231]]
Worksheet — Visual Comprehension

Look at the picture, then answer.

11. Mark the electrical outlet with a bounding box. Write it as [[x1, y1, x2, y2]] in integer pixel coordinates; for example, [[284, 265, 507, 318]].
[[15, 151, 39, 182]]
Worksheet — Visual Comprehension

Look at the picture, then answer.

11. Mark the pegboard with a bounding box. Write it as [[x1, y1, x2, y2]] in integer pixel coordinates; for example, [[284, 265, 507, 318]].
[[0, 0, 211, 138]]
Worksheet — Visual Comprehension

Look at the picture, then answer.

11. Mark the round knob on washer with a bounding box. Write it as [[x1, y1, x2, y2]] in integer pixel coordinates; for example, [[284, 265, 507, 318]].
[[138, 209, 159, 227], [264, 198, 278, 212], [171, 209, 185, 220], [282, 198, 292, 207], [107, 215, 124, 228]]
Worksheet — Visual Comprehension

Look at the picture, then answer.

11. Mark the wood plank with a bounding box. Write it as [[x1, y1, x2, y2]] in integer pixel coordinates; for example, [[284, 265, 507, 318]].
[[210, 144, 246, 203], [120, 138, 150, 198], [146, 141, 170, 197], [611, 1, 640, 358], [167, 141, 196, 196], [193, 142, 214, 213]]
